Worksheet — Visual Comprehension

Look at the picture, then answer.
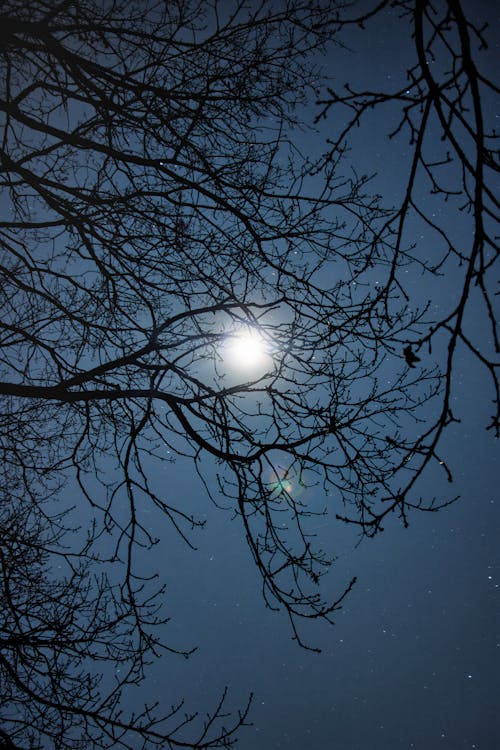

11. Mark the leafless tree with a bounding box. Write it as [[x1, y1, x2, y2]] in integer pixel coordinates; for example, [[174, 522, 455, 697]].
[[1, 0, 497, 746], [0, 0, 363, 745], [316, 0, 498, 527]]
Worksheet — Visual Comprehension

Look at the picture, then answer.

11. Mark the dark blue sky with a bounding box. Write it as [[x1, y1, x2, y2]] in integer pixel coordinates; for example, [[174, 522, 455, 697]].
[[122, 3, 500, 748], [127, 360, 498, 750], [4, 1, 496, 747]]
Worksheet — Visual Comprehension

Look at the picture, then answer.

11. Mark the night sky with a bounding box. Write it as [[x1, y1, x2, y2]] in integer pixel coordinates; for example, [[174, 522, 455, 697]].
[[120, 3, 500, 749], [2, 1, 498, 748], [129, 351, 499, 750]]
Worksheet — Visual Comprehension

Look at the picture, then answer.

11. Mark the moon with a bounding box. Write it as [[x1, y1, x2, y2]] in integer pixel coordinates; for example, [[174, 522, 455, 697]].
[[224, 329, 271, 374]]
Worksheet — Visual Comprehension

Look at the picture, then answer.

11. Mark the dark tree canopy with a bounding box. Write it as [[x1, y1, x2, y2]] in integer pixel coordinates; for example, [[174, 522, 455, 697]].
[[0, 0, 497, 747]]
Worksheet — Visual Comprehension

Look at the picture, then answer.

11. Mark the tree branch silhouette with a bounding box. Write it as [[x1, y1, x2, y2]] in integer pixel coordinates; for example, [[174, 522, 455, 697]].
[[1, 0, 497, 746]]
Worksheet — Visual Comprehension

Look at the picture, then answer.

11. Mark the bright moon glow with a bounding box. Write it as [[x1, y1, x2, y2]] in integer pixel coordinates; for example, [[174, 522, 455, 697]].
[[225, 329, 271, 373]]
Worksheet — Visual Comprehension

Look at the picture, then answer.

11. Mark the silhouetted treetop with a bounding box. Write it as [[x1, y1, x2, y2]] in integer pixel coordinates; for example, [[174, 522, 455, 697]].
[[0, 0, 497, 747]]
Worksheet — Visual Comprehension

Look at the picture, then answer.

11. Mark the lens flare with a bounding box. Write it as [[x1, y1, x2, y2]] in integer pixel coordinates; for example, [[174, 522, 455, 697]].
[[268, 466, 306, 501]]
